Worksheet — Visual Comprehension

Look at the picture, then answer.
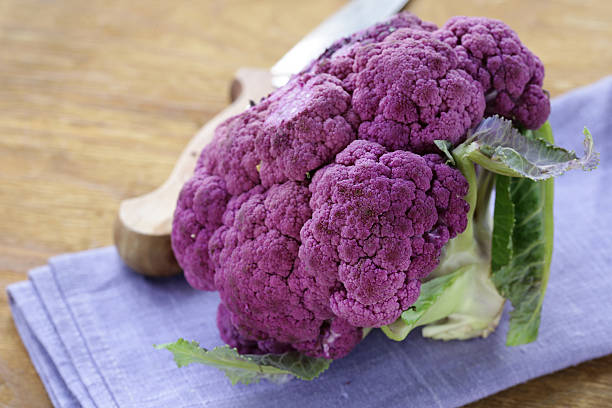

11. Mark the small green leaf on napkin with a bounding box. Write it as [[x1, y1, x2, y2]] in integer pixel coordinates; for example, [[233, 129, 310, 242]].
[[155, 339, 331, 385]]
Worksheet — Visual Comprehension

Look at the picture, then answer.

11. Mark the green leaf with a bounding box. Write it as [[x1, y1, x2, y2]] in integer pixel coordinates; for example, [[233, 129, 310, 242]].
[[491, 124, 555, 346], [155, 339, 331, 385], [434, 139, 456, 165], [464, 116, 598, 180], [400, 268, 465, 328]]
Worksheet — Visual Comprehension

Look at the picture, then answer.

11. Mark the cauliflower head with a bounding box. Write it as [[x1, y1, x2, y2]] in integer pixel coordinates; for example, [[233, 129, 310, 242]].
[[171, 13, 550, 359]]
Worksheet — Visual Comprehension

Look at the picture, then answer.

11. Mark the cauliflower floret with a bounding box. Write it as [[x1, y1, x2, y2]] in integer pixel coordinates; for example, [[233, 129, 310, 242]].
[[352, 31, 485, 153], [306, 12, 437, 89], [293, 318, 363, 359], [299, 140, 469, 327], [211, 182, 317, 343], [198, 72, 356, 196], [216, 303, 294, 355], [434, 16, 550, 128], [171, 175, 229, 290], [255, 73, 355, 187], [196, 106, 265, 196]]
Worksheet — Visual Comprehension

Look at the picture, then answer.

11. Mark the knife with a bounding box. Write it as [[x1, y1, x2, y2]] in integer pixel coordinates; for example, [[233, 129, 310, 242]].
[[114, 0, 411, 277]]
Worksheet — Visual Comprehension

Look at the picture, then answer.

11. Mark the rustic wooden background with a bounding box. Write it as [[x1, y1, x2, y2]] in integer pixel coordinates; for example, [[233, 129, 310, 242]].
[[1, 0, 611, 406]]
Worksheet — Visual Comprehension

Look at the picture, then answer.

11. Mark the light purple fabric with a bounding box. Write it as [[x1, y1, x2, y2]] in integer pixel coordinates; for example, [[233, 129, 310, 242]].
[[6, 76, 612, 408]]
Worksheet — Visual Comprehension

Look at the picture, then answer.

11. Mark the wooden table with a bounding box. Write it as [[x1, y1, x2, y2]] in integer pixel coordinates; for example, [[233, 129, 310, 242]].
[[1, 0, 610, 406]]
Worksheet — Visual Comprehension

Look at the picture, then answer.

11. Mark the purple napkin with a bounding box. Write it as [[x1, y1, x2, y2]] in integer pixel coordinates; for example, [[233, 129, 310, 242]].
[[7, 76, 612, 408]]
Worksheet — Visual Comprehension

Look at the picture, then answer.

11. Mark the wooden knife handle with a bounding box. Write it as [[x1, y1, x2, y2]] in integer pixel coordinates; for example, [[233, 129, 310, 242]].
[[114, 67, 275, 277]]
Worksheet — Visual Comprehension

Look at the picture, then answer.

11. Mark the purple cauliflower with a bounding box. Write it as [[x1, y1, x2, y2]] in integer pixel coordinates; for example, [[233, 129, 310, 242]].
[[171, 13, 550, 360]]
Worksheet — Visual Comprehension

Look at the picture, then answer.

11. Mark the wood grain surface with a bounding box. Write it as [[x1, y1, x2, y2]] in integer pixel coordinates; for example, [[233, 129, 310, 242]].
[[0, 0, 610, 406]]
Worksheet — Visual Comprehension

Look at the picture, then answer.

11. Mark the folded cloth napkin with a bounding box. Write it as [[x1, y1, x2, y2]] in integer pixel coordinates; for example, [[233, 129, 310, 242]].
[[7, 76, 612, 408]]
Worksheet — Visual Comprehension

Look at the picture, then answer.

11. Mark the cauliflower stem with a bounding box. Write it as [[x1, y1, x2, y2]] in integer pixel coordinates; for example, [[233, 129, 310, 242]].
[[383, 262, 505, 341]]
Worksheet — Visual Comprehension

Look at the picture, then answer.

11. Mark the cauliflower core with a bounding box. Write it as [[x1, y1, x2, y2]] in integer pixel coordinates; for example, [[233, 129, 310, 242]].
[[171, 13, 549, 359]]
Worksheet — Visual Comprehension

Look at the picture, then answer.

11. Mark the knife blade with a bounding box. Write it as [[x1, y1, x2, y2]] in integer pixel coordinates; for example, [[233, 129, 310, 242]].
[[115, 0, 412, 277], [270, 0, 411, 87]]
